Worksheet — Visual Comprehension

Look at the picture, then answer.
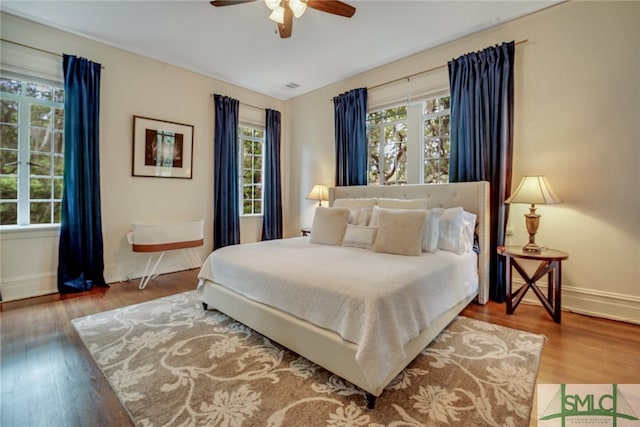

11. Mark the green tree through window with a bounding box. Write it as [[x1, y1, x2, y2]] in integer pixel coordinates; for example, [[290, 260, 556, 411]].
[[239, 125, 264, 215], [0, 77, 64, 226]]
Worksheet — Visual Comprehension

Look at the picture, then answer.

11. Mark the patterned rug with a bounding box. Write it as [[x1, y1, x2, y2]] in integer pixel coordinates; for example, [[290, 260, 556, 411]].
[[72, 291, 544, 426]]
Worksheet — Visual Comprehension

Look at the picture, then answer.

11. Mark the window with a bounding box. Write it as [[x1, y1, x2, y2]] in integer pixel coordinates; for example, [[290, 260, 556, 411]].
[[423, 95, 450, 184], [0, 77, 65, 226], [239, 125, 264, 215], [367, 106, 408, 185], [366, 94, 450, 185]]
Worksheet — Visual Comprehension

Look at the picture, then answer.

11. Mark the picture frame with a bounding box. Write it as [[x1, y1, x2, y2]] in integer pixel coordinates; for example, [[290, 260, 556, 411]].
[[132, 115, 194, 179]]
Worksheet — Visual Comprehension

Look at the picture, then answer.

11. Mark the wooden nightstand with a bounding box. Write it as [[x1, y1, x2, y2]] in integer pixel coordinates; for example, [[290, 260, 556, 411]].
[[498, 246, 569, 323], [301, 227, 311, 237]]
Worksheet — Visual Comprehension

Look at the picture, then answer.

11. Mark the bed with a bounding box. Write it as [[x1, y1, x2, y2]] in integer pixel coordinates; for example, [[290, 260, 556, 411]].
[[197, 181, 490, 408]]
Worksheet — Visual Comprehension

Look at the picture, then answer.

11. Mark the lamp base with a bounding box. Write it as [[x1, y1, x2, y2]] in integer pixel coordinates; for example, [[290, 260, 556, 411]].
[[522, 242, 542, 254], [523, 204, 542, 254]]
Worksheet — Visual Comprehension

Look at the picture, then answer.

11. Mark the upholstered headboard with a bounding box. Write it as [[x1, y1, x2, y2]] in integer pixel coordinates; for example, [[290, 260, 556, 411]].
[[329, 182, 490, 304]]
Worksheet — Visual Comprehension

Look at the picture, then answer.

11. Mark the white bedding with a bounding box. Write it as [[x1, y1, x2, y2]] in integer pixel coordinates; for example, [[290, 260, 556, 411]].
[[197, 237, 478, 390]]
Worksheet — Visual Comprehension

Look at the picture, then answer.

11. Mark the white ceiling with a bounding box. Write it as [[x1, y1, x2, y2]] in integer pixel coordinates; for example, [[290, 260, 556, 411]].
[[2, 1, 557, 100]]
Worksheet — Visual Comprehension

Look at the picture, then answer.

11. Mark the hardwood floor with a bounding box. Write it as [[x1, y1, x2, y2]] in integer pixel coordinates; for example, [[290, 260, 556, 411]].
[[1, 269, 638, 427]]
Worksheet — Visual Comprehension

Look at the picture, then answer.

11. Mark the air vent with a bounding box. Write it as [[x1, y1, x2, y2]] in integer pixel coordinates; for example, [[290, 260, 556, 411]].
[[285, 82, 300, 89]]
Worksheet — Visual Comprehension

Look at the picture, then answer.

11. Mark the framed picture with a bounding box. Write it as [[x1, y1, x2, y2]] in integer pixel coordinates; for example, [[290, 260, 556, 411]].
[[132, 116, 194, 179]]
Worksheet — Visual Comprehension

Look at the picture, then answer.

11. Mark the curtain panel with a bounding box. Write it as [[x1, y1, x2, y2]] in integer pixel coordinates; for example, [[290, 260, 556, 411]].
[[334, 88, 368, 186], [261, 108, 283, 241], [213, 95, 240, 250], [57, 54, 105, 293], [448, 41, 515, 302]]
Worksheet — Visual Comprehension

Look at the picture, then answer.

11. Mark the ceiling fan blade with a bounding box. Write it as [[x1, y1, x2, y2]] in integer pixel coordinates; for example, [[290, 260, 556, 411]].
[[210, 0, 257, 6], [277, 7, 293, 38], [306, 0, 355, 18]]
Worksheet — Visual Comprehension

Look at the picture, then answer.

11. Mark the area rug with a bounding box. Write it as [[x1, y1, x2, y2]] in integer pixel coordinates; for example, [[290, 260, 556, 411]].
[[72, 291, 544, 426]]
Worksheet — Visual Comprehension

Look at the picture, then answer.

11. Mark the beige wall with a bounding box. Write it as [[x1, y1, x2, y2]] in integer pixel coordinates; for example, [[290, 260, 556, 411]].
[[1, 2, 638, 323], [288, 1, 639, 323], [0, 13, 286, 300]]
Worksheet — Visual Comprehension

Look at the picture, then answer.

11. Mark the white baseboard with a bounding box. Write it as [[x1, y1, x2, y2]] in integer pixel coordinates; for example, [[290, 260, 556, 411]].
[[515, 279, 640, 325], [1, 272, 57, 302]]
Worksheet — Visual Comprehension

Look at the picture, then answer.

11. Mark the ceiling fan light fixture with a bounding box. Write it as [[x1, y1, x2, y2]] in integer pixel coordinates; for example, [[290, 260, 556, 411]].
[[289, 0, 307, 18], [269, 6, 285, 24], [264, 0, 280, 11]]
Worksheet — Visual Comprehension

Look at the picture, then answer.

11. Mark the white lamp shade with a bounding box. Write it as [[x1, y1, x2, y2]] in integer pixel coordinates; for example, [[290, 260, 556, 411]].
[[306, 184, 329, 202], [505, 175, 561, 205]]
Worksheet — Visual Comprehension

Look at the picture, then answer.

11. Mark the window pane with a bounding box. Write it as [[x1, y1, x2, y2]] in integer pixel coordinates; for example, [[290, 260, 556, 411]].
[[54, 131, 64, 153], [26, 83, 52, 100], [254, 129, 264, 139], [30, 153, 52, 175], [243, 200, 252, 215], [54, 177, 64, 198], [1, 123, 19, 149], [30, 201, 52, 224], [30, 127, 52, 152], [53, 155, 64, 176], [1, 149, 18, 174], [0, 78, 22, 95], [54, 108, 64, 130], [0, 202, 17, 225], [53, 201, 61, 223], [30, 177, 52, 199], [1, 176, 18, 198], [1, 99, 19, 124], [30, 105, 52, 127], [53, 88, 64, 103], [254, 200, 262, 214]]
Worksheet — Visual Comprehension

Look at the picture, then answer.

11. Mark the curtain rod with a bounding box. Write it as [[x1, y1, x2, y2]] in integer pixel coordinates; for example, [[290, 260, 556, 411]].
[[210, 94, 266, 111], [1, 38, 106, 69], [335, 39, 528, 98]]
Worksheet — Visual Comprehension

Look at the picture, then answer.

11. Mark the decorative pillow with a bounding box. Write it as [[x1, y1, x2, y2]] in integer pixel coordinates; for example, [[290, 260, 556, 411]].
[[376, 198, 428, 210], [431, 207, 476, 254], [422, 209, 439, 253], [349, 207, 371, 226], [342, 225, 377, 249], [309, 207, 351, 246], [372, 209, 426, 256]]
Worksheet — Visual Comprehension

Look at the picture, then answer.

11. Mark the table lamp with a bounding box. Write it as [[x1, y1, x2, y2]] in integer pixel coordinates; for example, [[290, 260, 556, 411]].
[[505, 175, 561, 254], [306, 184, 329, 207]]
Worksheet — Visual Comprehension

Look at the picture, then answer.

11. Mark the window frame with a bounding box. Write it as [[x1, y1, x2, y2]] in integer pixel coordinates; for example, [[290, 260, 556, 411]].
[[366, 92, 451, 186], [238, 123, 265, 217], [0, 76, 65, 228]]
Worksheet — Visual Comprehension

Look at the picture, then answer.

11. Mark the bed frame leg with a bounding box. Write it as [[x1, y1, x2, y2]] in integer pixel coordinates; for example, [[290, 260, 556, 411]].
[[365, 393, 377, 409], [202, 302, 208, 310]]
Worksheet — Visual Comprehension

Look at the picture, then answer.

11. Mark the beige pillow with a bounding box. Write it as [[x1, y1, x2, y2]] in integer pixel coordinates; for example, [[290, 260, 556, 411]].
[[373, 209, 426, 256], [309, 207, 351, 246], [342, 225, 377, 249]]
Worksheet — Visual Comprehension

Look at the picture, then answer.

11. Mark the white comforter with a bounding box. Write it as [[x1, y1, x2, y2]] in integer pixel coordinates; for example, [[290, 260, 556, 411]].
[[197, 237, 478, 390]]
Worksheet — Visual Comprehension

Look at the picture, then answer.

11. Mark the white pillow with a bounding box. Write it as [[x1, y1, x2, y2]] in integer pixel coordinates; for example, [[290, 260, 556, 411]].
[[372, 209, 426, 256], [376, 198, 428, 210], [431, 207, 476, 254], [422, 209, 439, 253], [342, 225, 377, 249], [309, 207, 351, 246]]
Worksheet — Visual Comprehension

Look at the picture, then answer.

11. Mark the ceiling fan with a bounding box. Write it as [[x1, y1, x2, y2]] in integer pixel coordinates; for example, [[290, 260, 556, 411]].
[[210, 0, 356, 39]]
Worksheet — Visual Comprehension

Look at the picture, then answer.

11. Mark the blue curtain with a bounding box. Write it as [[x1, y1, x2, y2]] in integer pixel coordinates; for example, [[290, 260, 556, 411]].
[[448, 41, 515, 302], [261, 108, 282, 241], [213, 95, 240, 250], [57, 54, 105, 293], [334, 88, 368, 186]]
